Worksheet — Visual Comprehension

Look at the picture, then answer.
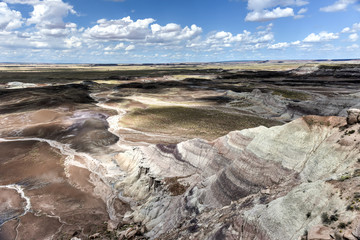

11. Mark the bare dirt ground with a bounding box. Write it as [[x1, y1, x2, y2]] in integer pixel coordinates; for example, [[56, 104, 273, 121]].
[[0, 60, 359, 239]]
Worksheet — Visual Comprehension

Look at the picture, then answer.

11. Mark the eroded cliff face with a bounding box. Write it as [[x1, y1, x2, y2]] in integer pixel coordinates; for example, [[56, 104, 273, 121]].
[[115, 115, 360, 240]]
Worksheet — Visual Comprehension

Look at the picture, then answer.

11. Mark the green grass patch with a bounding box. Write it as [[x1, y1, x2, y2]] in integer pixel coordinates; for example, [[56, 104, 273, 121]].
[[120, 106, 282, 140], [229, 100, 254, 108], [271, 88, 311, 101], [339, 174, 351, 181]]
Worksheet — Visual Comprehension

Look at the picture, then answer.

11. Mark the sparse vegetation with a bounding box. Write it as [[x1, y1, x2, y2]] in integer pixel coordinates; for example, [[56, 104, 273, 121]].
[[271, 88, 311, 101], [229, 100, 253, 108], [120, 106, 282, 140], [321, 212, 330, 224], [306, 212, 311, 218], [330, 214, 338, 222], [338, 222, 346, 229], [339, 174, 351, 181], [345, 130, 356, 136], [164, 177, 190, 196], [301, 230, 308, 240], [346, 205, 354, 211], [353, 169, 360, 177], [321, 212, 339, 225], [339, 125, 348, 132]]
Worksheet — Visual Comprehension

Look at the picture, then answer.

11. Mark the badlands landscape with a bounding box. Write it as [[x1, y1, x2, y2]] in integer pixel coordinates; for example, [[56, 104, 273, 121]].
[[0, 61, 360, 240]]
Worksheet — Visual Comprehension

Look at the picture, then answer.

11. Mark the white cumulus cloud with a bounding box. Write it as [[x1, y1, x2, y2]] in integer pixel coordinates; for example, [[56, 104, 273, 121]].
[[114, 42, 125, 49], [125, 44, 135, 51], [341, 23, 360, 34], [297, 7, 308, 14], [0, 2, 23, 31], [294, 7, 308, 19], [26, 0, 76, 29], [341, 27, 351, 33], [320, 0, 357, 12], [303, 31, 339, 42], [346, 43, 359, 50], [352, 23, 360, 31], [0, 0, 357, 62], [3, 0, 39, 4], [246, 7, 294, 22], [245, 0, 308, 22], [84, 17, 155, 40], [147, 23, 202, 43], [2, 0, 78, 42], [268, 42, 290, 49], [349, 33, 359, 41], [65, 36, 82, 48], [247, 0, 308, 12], [84, 16, 202, 46], [187, 23, 274, 51], [0, 0, 80, 52]]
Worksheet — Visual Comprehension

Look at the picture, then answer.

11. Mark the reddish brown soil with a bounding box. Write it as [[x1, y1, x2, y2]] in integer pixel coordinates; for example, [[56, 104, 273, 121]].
[[0, 140, 129, 239]]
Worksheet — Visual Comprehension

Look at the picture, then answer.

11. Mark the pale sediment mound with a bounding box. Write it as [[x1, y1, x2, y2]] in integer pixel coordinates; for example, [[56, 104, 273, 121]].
[[225, 89, 287, 119], [0, 108, 119, 153], [29, 109, 60, 122], [115, 113, 360, 239], [347, 108, 360, 125]]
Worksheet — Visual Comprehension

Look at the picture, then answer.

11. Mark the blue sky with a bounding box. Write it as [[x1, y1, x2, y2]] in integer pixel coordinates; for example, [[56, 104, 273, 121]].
[[0, 0, 359, 63]]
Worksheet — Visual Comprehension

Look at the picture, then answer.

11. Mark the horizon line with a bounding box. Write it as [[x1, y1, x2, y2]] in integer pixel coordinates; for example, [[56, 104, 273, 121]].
[[0, 58, 359, 65]]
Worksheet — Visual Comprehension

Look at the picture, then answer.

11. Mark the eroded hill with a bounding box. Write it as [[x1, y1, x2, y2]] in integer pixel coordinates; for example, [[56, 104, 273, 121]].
[[0, 61, 359, 240]]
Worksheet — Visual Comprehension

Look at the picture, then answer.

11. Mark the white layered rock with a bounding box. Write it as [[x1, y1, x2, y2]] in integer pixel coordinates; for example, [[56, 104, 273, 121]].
[[114, 115, 360, 239]]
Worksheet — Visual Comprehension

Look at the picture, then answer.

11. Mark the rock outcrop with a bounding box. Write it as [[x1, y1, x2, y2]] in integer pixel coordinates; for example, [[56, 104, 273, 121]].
[[307, 225, 333, 240], [347, 108, 360, 125], [114, 115, 360, 239], [225, 89, 287, 119]]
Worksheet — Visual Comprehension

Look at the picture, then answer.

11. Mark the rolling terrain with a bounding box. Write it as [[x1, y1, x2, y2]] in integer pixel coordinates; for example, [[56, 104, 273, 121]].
[[0, 61, 359, 240]]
